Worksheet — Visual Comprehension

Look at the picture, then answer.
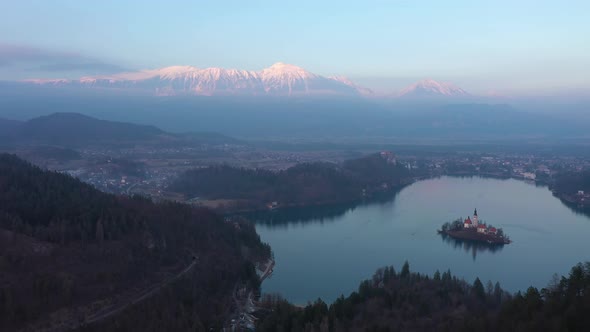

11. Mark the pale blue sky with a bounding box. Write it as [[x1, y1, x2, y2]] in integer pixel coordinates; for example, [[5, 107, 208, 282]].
[[0, 0, 589, 94]]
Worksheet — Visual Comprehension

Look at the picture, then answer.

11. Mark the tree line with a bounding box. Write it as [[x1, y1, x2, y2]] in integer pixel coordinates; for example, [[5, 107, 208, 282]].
[[256, 261, 590, 331]]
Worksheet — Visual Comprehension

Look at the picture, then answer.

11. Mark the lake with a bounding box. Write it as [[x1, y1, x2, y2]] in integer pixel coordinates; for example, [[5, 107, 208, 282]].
[[254, 176, 590, 305]]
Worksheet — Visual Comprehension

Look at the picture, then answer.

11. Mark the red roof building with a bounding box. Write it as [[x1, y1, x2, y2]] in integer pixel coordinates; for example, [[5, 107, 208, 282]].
[[463, 217, 472, 228], [477, 223, 487, 233]]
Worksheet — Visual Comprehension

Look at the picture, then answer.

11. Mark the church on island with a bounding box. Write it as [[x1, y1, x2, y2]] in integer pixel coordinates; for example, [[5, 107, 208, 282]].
[[439, 208, 509, 244], [462, 209, 497, 235]]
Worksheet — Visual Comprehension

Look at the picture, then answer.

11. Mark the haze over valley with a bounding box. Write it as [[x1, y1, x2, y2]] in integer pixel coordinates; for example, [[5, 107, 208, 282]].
[[2, 1, 590, 331]]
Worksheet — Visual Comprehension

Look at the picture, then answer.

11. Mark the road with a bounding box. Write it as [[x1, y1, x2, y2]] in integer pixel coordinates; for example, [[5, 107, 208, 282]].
[[259, 258, 275, 282], [28, 257, 198, 332], [84, 258, 197, 325], [125, 182, 139, 195], [226, 258, 275, 331]]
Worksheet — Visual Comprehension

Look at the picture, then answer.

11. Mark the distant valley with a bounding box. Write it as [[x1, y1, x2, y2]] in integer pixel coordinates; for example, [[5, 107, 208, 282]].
[[1, 92, 588, 143]]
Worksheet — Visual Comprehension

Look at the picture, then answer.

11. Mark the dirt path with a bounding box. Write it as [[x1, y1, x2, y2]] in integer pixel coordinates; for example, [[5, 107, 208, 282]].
[[259, 258, 275, 283], [26, 258, 198, 332]]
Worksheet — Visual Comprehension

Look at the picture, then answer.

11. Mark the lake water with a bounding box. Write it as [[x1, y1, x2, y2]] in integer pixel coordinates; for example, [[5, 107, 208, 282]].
[[254, 176, 590, 305]]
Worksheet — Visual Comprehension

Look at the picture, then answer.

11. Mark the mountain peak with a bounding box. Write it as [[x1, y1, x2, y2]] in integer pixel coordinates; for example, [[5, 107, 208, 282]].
[[398, 79, 469, 98], [262, 62, 312, 76], [268, 62, 301, 69], [417, 78, 441, 85]]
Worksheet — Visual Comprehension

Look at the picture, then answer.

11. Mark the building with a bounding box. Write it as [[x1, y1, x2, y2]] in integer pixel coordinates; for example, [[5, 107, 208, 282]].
[[380, 151, 397, 165], [523, 172, 536, 180], [464, 217, 473, 228], [477, 224, 487, 234], [462, 208, 502, 236]]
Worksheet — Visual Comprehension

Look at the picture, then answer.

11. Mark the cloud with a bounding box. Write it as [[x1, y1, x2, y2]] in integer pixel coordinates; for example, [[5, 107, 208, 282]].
[[0, 44, 79, 64], [0, 43, 131, 76], [32, 62, 129, 73]]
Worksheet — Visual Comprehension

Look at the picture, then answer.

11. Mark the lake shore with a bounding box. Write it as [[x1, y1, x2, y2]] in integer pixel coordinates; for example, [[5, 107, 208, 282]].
[[439, 229, 511, 245]]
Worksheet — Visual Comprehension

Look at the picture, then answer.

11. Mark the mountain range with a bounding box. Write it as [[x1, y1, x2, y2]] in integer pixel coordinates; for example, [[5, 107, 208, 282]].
[[397, 78, 469, 98], [24, 63, 470, 98]]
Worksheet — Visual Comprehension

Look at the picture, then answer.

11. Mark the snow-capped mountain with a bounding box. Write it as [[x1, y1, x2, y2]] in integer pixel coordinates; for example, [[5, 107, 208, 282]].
[[398, 79, 469, 98], [25, 63, 367, 97]]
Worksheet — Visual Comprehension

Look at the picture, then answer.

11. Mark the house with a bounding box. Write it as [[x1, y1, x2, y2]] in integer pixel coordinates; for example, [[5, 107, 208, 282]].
[[379, 151, 397, 165], [477, 224, 487, 234], [523, 172, 536, 180], [578, 190, 585, 196], [488, 227, 497, 235], [463, 217, 473, 228]]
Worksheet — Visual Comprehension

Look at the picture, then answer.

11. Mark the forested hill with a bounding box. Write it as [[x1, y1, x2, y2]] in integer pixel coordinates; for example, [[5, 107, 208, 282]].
[[1, 112, 240, 147], [13, 112, 165, 145], [0, 153, 270, 331], [169, 152, 412, 210], [257, 261, 590, 332], [554, 170, 590, 194]]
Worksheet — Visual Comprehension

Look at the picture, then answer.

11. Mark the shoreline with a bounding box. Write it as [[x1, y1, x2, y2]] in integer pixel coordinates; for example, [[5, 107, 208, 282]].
[[439, 229, 511, 245], [202, 173, 588, 220]]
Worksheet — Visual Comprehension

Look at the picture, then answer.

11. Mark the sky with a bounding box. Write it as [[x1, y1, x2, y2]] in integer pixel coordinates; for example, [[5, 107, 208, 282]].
[[0, 0, 589, 95]]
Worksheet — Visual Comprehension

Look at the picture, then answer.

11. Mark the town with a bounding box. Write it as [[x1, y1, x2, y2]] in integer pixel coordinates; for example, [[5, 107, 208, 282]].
[[16, 144, 587, 211]]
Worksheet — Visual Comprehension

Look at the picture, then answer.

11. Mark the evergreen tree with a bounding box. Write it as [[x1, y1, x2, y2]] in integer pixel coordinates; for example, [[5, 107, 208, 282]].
[[400, 261, 410, 279], [434, 270, 441, 281], [473, 277, 485, 299], [95, 218, 104, 244]]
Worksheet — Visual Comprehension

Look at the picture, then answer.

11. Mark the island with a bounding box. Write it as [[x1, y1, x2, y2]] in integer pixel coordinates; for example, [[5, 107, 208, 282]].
[[438, 209, 511, 245]]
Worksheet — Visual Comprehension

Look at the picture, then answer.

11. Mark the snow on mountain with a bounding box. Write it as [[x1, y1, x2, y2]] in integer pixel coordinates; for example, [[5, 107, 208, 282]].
[[329, 76, 374, 96], [25, 63, 368, 97], [259, 63, 362, 96], [398, 79, 469, 98], [260, 62, 316, 95]]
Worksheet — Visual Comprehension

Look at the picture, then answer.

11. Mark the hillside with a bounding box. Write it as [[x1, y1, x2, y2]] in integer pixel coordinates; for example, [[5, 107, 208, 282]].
[[3, 112, 240, 148], [169, 152, 411, 211], [0, 153, 270, 331], [552, 170, 590, 213], [14, 112, 165, 145], [554, 170, 590, 195]]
